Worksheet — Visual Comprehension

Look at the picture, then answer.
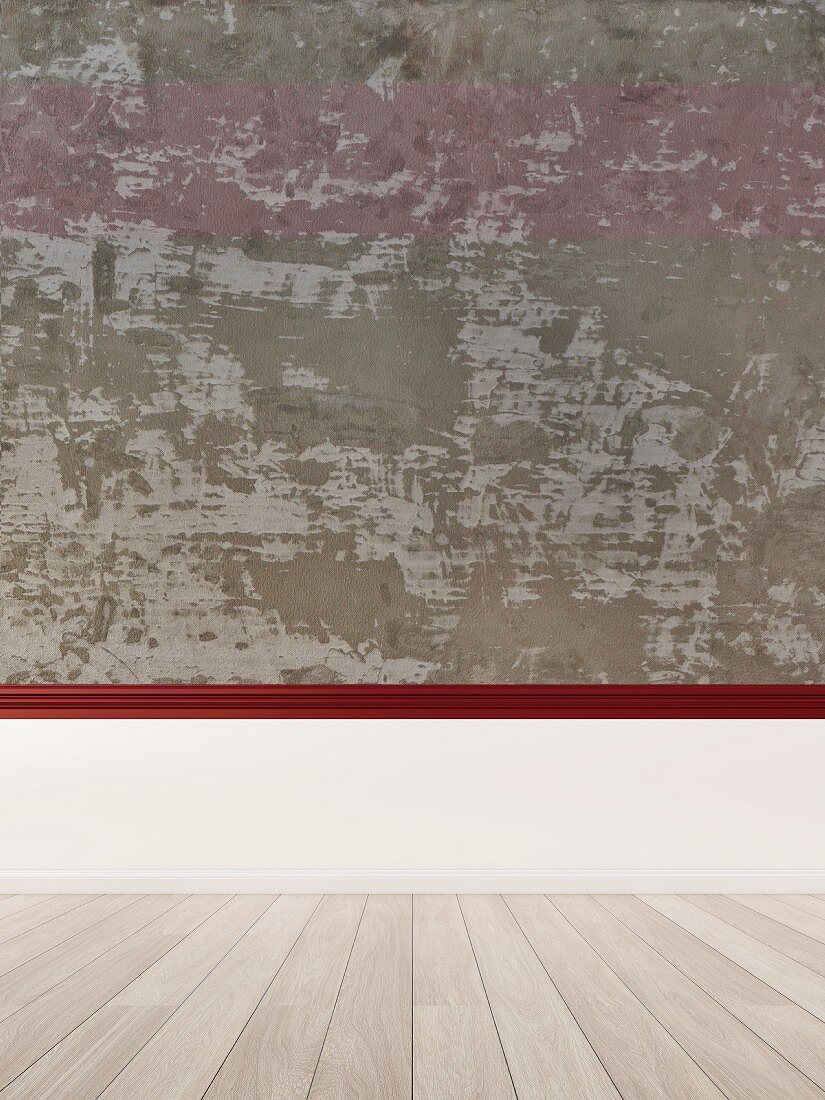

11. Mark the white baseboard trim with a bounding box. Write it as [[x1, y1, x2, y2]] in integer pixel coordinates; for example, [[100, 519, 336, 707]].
[[2, 870, 824, 894]]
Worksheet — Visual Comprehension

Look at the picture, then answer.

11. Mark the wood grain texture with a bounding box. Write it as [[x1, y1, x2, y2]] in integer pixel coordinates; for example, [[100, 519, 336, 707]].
[[0, 897, 97, 947], [413, 894, 515, 1100], [1, 895, 824, 1100], [507, 894, 727, 1100], [307, 894, 412, 1100], [0, 895, 215, 1090], [0, 897, 53, 921], [0, 895, 138, 977], [600, 894, 825, 1091], [732, 896, 825, 944], [459, 893, 620, 1100], [0, 894, 176, 1023], [204, 894, 365, 1100], [780, 897, 825, 922], [691, 895, 825, 977], [643, 895, 825, 1023], [98, 894, 319, 1100], [555, 894, 825, 1100], [4, 895, 270, 1100]]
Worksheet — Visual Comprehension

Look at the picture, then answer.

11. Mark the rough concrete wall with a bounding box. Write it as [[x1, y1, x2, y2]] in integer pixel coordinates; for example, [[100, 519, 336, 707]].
[[2, 2, 824, 684], [3, 1, 823, 84]]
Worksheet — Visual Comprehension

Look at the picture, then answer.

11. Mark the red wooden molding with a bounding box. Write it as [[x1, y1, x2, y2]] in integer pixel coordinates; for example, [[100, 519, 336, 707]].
[[0, 685, 824, 718]]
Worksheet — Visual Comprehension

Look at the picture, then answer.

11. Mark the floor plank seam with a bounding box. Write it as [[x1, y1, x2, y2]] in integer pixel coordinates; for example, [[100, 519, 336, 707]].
[[194, 894, 320, 1100], [674, 897, 825, 999], [591, 896, 825, 1098], [455, 894, 519, 1100], [301, 894, 368, 1100], [0, 897, 101, 950], [96, 894, 276, 1100], [717, 896, 825, 958], [501, 896, 627, 1100], [0, 896, 199, 1095], [0, 896, 147, 981], [765, 897, 825, 922], [635, 897, 825, 1021], [78, 894, 257, 1100], [4, 896, 825, 1100], [544, 897, 734, 1100], [0, 899, 51, 926], [0, 895, 185, 1027]]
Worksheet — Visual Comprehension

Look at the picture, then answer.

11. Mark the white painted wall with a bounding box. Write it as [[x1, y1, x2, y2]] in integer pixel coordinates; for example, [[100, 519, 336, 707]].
[[0, 718, 823, 890]]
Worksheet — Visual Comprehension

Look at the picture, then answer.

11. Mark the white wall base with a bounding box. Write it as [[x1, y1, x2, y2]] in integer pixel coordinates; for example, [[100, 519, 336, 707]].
[[3, 720, 824, 884], [2, 870, 824, 894]]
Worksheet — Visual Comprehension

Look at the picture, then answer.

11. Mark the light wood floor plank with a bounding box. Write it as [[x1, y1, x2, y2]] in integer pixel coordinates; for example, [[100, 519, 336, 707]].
[[1, 1008, 169, 1100], [0, 894, 173, 1023], [413, 894, 515, 1100], [507, 894, 727, 1100], [0, 894, 821, 1100], [0, 897, 97, 947], [601, 895, 825, 1091], [307, 894, 412, 1100], [0, 895, 138, 977], [97, 894, 319, 1100], [0, 895, 220, 1090], [0, 898, 52, 922], [731, 896, 825, 946], [643, 895, 825, 1023], [556, 894, 824, 1100], [460, 894, 620, 1100], [205, 894, 365, 1100], [4, 895, 272, 1100], [777, 897, 825, 923], [691, 895, 825, 977]]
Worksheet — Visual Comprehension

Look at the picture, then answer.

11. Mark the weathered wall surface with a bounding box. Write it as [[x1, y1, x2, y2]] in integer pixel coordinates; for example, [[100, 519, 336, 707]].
[[2, 2, 824, 684], [2, 1, 823, 85]]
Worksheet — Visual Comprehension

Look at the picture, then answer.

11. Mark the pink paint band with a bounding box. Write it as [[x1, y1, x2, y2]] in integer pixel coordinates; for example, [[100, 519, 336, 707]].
[[2, 82, 823, 238]]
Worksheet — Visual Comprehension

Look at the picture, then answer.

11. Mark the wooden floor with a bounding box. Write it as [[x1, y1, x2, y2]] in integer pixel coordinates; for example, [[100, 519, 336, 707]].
[[1, 895, 825, 1098]]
